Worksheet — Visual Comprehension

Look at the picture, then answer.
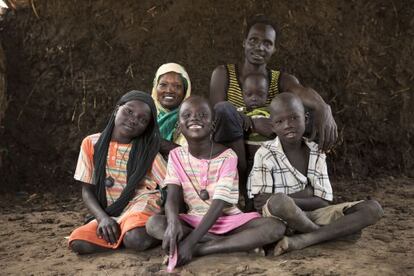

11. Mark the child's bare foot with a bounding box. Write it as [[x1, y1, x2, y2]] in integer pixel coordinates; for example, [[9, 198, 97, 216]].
[[273, 235, 307, 256], [249, 247, 265, 256]]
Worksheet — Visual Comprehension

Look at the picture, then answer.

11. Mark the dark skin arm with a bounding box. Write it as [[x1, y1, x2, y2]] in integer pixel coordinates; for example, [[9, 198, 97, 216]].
[[243, 115, 275, 138], [279, 73, 338, 151], [177, 199, 226, 266], [209, 65, 228, 106], [253, 185, 328, 212], [163, 184, 185, 257], [81, 183, 120, 245], [290, 187, 330, 211]]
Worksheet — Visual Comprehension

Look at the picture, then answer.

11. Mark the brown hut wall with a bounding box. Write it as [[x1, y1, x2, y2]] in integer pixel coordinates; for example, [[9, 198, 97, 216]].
[[0, 0, 412, 192]]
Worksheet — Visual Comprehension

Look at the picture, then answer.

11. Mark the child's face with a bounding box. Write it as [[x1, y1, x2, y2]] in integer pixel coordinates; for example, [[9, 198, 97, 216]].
[[179, 99, 213, 141], [156, 72, 185, 110], [270, 101, 306, 145], [113, 100, 151, 141], [242, 76, 268, 110]]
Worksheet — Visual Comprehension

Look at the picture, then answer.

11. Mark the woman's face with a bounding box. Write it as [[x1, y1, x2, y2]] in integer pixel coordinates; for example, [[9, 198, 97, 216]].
[[156, 72, 185, 110], [113, 100, 151, 143]]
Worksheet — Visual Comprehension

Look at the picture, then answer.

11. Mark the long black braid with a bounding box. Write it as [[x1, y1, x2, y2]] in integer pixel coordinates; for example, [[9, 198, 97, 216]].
[[92, 90, 160, 218]]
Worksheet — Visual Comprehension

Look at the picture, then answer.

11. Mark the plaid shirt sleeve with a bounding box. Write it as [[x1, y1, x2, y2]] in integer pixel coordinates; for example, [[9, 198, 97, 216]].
[[247, 147, 274, 198], [309, 151, 333, 201]]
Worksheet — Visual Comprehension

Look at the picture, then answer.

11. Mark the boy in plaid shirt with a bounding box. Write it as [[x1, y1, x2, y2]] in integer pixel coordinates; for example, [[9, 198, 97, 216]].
[[247, 93, 383, 255]]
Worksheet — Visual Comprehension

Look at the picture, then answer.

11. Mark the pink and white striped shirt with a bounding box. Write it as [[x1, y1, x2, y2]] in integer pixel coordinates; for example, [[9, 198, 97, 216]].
[[164, 146, 241, 216]]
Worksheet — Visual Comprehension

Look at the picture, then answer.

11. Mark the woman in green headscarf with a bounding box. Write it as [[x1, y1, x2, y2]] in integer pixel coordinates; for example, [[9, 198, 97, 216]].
[[151, 63, 191, 157]]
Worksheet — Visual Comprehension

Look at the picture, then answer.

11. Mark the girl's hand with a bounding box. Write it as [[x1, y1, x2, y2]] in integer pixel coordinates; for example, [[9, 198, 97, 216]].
[[162, 218, 184, 257], [96, 216, 120, 245], [177, 238, 195, 266]]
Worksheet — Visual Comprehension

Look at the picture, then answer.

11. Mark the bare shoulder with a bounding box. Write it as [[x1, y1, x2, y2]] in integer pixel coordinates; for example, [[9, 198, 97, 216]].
[[279, 72, 301, 91], [210, 65, 228, 105]]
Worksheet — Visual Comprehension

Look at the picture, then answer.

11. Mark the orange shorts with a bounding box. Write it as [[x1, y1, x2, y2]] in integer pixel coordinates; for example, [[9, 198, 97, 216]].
[[68, 211, 152, 249]]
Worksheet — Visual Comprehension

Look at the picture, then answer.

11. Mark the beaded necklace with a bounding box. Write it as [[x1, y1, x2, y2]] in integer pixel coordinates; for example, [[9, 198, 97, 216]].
[[104, 142, 131, 189], [187, 141, 214, 201]]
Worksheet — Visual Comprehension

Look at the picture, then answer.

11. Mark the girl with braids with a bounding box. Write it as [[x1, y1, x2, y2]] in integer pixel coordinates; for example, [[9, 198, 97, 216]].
[[69, 90, 166, 254], [146, 96, 284, 270]]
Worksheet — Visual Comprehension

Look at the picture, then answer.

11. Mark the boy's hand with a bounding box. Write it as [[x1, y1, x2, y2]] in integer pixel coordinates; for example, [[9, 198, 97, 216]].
[[252, 117, 274, 137], [96, 216, 120, 245], [253, 193, 273, 211], [162, 218, 184, 257]]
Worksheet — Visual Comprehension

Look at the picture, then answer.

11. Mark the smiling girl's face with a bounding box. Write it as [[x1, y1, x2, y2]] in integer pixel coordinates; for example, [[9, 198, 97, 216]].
[[112, 100, 151, 143], [179, 98, 213, 141]]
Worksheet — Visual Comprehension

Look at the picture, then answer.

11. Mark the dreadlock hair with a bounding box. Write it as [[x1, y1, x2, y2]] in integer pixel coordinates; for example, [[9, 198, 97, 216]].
[[92, 90, 160, 218], [244, 14, 279, 40]]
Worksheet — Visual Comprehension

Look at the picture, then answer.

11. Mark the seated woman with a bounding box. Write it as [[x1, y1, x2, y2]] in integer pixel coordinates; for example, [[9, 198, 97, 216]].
[[68, 90, 166, 254], [146, 96, 285, 270], [151, 63, 191, 157]]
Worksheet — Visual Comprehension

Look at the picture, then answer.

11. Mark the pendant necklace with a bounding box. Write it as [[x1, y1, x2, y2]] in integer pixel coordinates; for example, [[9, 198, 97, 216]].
[[188, 141, 214, 201], [104, 143, 131, 189]]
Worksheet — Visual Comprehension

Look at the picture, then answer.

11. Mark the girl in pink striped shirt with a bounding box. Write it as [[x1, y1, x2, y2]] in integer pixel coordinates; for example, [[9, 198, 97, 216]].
[[146, 96, 285, 269]]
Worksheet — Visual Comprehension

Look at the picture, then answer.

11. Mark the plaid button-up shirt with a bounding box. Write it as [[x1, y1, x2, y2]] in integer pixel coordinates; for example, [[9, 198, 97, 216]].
[[247, 137, 333, 201]]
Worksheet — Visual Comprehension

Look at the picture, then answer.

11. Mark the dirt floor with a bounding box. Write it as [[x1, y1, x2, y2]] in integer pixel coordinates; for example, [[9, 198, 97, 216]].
[[0, 177, 412, 275]]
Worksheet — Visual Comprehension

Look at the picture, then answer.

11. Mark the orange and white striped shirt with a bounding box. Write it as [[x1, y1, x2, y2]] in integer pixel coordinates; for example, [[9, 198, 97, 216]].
[[74, 133, 167, 218]]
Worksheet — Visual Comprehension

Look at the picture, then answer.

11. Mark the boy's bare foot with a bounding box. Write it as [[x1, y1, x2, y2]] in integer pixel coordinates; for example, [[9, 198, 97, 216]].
[[273, 235, 307, 256]]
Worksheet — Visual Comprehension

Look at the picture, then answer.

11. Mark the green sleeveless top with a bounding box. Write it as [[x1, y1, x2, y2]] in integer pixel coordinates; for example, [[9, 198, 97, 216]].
[[226, 64, 281, 108]]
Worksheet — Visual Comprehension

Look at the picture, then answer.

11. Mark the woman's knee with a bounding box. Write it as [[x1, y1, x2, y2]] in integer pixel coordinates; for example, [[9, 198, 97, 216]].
[[214, 101, 235, 116], [267, 193, 296, 219]]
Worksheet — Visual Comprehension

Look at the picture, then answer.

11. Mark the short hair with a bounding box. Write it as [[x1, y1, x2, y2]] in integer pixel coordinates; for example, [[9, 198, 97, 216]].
[[270, 92, 305, 114], [180, 95, 214, 117], [242, 72, 269, 87], [245, 14, 279, 38]]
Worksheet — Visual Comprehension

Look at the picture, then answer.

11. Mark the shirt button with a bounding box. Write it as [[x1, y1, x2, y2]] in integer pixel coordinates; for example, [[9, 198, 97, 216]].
[[112, 156, 115, 160]]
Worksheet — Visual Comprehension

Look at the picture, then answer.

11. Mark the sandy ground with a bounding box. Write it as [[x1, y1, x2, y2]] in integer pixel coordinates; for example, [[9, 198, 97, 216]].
[[0, 177, 413, 276]]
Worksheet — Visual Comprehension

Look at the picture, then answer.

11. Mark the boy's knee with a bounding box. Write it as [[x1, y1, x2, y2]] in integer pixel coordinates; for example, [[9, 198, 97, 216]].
[[123, 228, 152, 251], [363, 200, 384, 224], [256, 218, 286, 242], [146, 214, 167, 240], [267, 193, 296, 219]]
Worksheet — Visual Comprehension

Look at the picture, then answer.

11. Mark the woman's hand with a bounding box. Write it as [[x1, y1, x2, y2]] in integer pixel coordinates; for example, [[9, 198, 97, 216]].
[[96, 216, 120, 245], [162, 218, 184, 257]]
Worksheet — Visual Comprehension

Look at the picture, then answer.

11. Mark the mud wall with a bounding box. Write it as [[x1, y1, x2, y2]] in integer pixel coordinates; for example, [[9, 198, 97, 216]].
[[0, 0, 413, 192], [0, 42, 5, 127]]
